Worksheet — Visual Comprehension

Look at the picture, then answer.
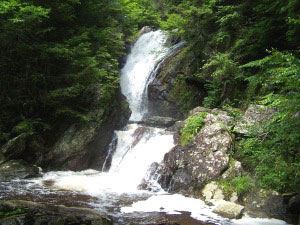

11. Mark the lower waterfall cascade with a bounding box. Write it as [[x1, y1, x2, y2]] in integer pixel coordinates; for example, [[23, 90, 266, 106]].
[[0, 31, 289, 225]]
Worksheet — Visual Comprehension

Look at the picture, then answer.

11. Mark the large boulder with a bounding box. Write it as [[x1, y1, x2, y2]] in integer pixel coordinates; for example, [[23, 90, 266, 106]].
[[0, 200, 113, 225], [0, 160, 39, 179], [241, 188, 287, 220], [148, 109, 234, 195]]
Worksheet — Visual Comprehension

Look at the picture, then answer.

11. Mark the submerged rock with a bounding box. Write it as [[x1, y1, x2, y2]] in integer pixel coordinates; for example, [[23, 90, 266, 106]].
[[0, 160, 39, 179], [0, 200, 113, 225]]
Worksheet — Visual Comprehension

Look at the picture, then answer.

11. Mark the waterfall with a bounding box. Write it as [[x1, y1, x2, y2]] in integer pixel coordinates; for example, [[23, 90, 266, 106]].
[[120, 30, 169, 121], [18, 31, 289, 225]]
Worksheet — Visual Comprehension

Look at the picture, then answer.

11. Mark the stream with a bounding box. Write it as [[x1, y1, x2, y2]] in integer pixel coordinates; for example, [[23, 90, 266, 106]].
[[0, 31, 289, 225]]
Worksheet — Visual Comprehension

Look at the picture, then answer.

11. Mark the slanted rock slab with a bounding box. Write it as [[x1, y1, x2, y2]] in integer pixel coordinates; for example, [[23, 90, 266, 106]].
[[0, 200, 113, 225]]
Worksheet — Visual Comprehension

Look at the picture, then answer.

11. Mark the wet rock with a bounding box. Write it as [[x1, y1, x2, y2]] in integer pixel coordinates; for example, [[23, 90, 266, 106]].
[[0, 200, 113, 225], [288, 193, 300, 215], [138, 162, 171, 192], [147, 46, 192, 119], [234, 104, 276, 135], [157, 109, 234, 194], [139, 26, 153, 36], [142, 116, 176, 128], [169, 169, 193, 192], [131, 126, 150, 149], [0, 159, 39, 179], [0, 133, 27, 162], [213, 201, 244, 219], [241, 188, 287, 219], [138, 162, 173, 192]]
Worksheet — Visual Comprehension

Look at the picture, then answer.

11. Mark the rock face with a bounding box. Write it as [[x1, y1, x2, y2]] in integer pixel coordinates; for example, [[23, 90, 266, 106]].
[[151, 108, 234, 194], [0, 160, 39, 179], [0, 200, 113, 225], [45, 91, 131, 171], [147, 45, 198, 119]]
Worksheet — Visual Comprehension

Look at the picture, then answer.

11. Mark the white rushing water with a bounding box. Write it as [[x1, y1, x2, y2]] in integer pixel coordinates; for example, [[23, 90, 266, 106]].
[[23, 31, 289, 225], [120, 30, 169, 121]]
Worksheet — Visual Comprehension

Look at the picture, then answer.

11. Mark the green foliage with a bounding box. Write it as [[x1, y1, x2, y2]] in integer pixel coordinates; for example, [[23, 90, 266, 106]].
[[0, 0, 165, 144], [0, 208, 24, 219], [180, 112, 208, 146], [221, 176, 254, 197], [200, 53, 243, 108], [236, 51, 300, 192]]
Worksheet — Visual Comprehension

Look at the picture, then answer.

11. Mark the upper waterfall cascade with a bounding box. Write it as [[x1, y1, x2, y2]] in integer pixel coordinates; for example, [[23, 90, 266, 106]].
[[120, 30, 169, 121]]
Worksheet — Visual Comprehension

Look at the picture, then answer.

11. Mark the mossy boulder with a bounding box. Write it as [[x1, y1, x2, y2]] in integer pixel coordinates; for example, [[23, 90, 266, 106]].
[[149, 107, 234, 195]]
